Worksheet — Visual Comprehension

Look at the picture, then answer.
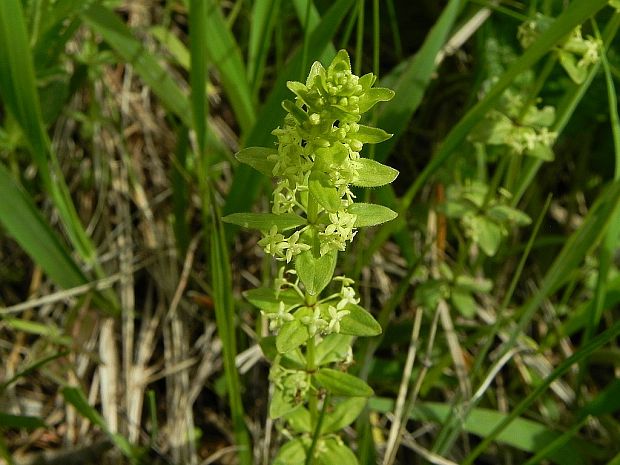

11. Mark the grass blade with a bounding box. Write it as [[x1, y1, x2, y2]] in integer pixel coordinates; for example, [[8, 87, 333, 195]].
[[248, 0, 281, 96], [210, 202, 253, 465], [204, 0, 255, 134], [0, 164, 115, 312], [0, 0, 107, 281]]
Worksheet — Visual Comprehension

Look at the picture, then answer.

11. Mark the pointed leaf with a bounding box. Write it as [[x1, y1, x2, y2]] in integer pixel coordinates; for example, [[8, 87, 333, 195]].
[[222, 212, 306, 231], [314, 368, 374, 396], [354, 125, 392, 144], [321, 397, 367, 434], [348, 203, 397, 227], [295, 249, 337, 295], [244, 287, 303, 312], [339, 304, 382, 336], [235, 147, 277, 177], [276, 317, 309, 353], [315, 333, 354, 365], [352, 158, 399, 187], [270, 386, 301, 419], [273, 438, 307, 465], [358, 87, 395, 113], [317, 438, 359, 465], [259, 336, 306, 369]]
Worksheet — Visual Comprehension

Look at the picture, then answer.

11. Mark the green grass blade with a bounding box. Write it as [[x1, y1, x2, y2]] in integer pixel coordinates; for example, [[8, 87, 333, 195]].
[[0, 0, 104, 274], [0, 164, 102, 305], [0, 413, 46, 430], [81, 4, 193, 127], [248, 0, 281, 96], [189, 0, 208, 155], [224, 0, 355, 216], [204, 0, 255, 134], [292, 0, 337, 62], [62, 386, 137, 461], [210, 203, 253, 465], [584, 19, 620, 353]]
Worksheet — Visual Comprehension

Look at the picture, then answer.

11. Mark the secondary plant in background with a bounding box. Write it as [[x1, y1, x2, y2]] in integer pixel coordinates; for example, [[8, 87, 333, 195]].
[[224, 50, 397, 464]]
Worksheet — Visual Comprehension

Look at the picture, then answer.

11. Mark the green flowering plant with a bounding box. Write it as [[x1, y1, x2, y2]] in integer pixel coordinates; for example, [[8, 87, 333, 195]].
[[223, 50, 397, 464], [442, 180, 531, 257], [518, 14, 601, 84], [468, 88, 557, 161]]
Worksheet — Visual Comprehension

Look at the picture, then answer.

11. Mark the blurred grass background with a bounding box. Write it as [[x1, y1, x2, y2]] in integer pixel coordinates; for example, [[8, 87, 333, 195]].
[[1, 0, 620, 464]]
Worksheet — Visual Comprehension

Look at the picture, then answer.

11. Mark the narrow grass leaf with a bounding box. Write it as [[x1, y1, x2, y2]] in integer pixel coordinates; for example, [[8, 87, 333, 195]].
[[0, 164, 92, 298], [0, 413, 45, 430], [0, 0, 105, 277], [203, 0, 255, 133], [248, 0, 281, 96], [61, 386, 135, 459], [211, 204, 253, 465]]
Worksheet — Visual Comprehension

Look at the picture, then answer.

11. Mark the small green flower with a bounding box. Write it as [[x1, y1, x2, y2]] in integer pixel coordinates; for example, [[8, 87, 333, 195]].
[[326, 305, 350, 334], [258, 225, 288, 258], [262, 301, 295, 331], [301, 307, 328, 336], [284, 230, 311, 263]]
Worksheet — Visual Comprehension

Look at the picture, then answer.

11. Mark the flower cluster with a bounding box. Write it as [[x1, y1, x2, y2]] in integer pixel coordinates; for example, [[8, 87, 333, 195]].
[[258, 50, 393, 261], [518, 15, 601, 84]]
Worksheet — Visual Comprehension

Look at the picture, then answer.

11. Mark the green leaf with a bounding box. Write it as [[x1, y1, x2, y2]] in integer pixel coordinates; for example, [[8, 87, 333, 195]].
[[526, 141, 555, 161], [314, 368, 374, 397], [558, 50, 588, 84], [487, 205, 532, 225], [222, 212, 306, 231], [354, 125, 393, 144], [450, 288, 477, 318], [283, 407, 312, 433], [259, 336, 306, 369], [321, 397, 367, 434], [469, 216, 503, 256], [244, 287, 303, 312], [295, 249, 337, 296], [358, 87, 395, 113], [309, 171, 342, 212], [0, 413, 45, 430], [578, 378, 620, 418], [235, 147, 277, 176], [339, 304, 382, 336], [317, 437, 360, 465], [276, 316, 309, 353], [273, 438, 307, 465], [315, 333, 354, 365], [348, 203, 398, 227], [270, 385, 301, 419], [352, 158, 399, 187]]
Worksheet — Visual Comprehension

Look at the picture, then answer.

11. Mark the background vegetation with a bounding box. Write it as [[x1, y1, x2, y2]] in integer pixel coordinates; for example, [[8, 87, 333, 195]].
[[1, 0, 620, 464]]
